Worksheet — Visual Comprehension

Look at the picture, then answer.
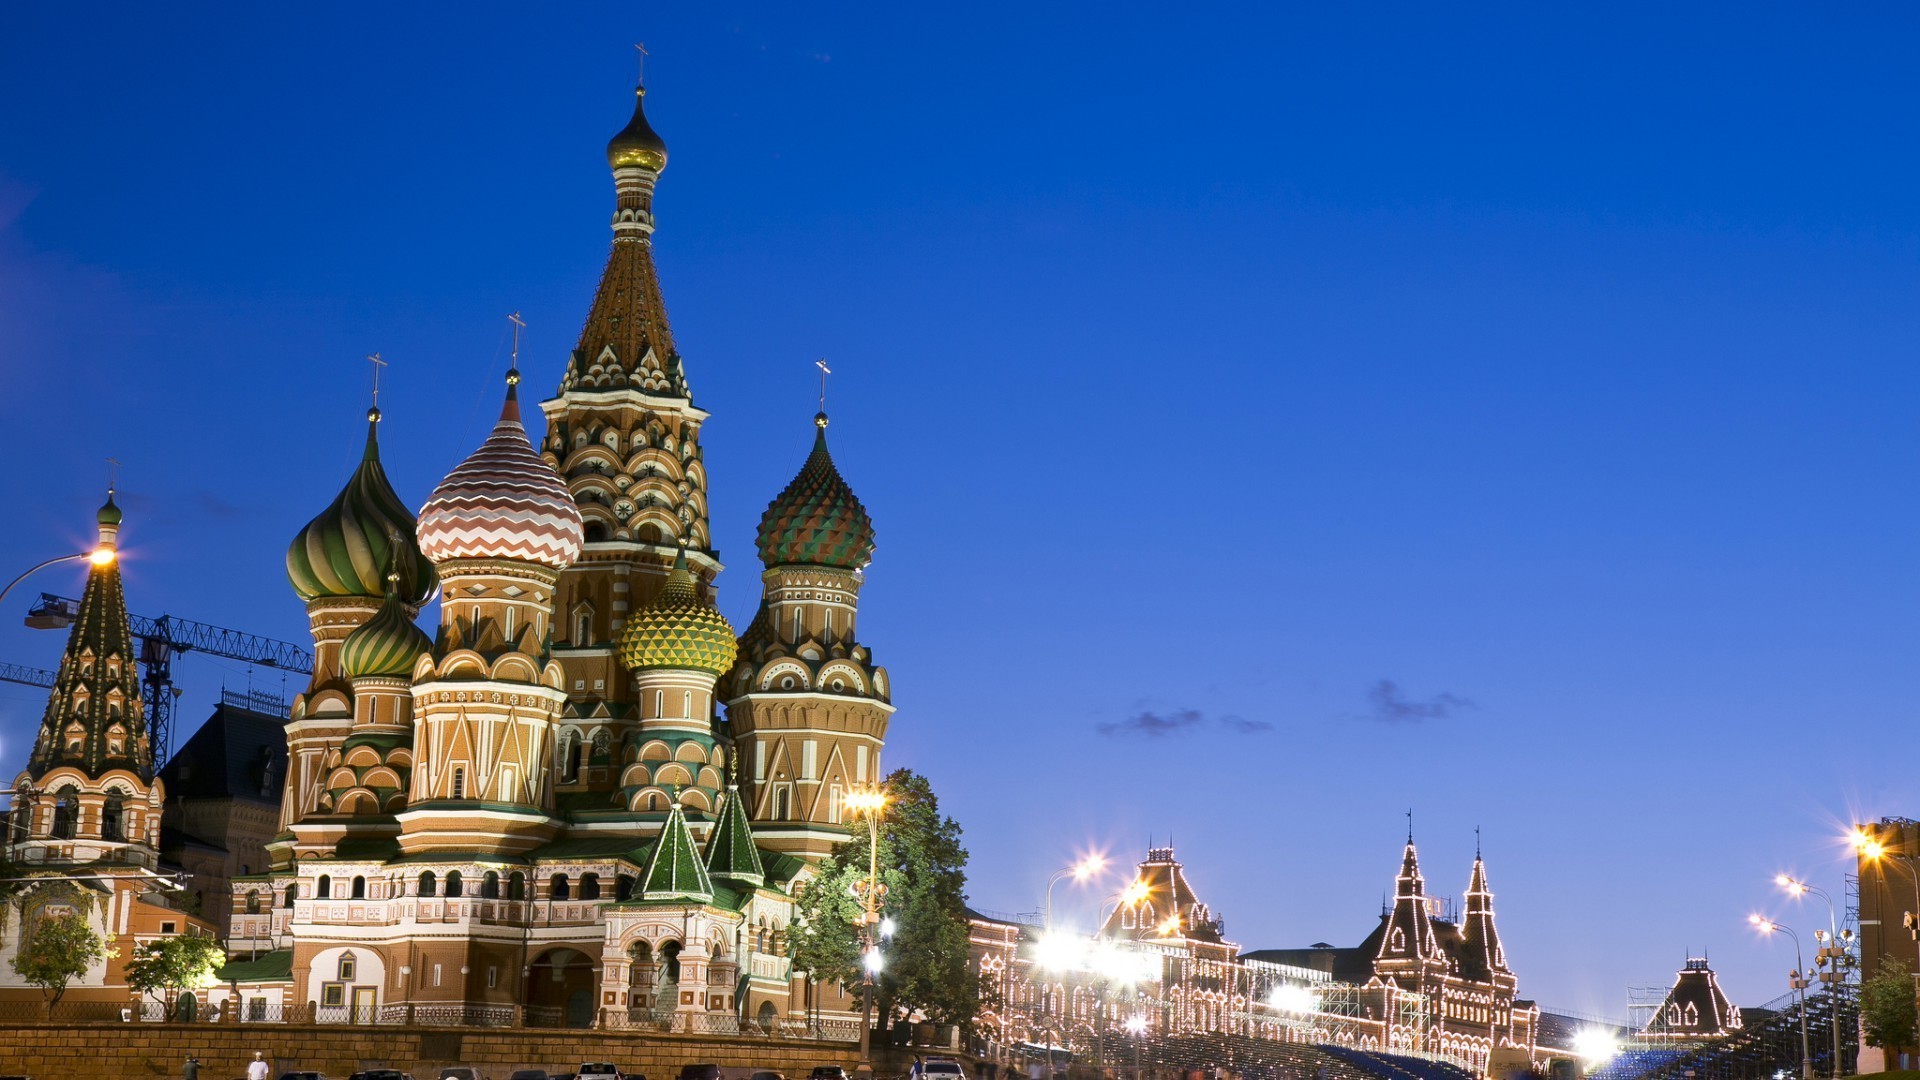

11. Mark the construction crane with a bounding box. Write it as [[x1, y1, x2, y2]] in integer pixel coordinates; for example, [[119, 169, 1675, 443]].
[[21, 592, 314, 777]]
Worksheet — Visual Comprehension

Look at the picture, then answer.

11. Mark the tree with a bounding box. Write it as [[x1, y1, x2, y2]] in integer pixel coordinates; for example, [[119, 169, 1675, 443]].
[[1861, 956, 1917, 1052], [125, 934, 226, 1014], [789, 769, 977, 1031], [10, 910, 109, 1016]]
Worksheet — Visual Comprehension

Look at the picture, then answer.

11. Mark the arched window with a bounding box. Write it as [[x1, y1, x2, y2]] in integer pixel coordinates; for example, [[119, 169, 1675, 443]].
[[245, 890, 261, 914], [444, 870, 463, 897], [507, 872, 525, 901], [450, 768, 466, 799], [481, 871, 500, 899], [580, 873, 601, 900], [559, 732, 578, 781], [285, 882, 298, 907], [616, 874, 636, 901], [350, 876, 366, 899], [317, 875, 332, 899], [101, 791, 125, 842], [592, 729, 610, 761], [550, 874, 571, 901], [50, 794, 75, 839], [682, 690, 692, 717], [418, 871, 436, 897]]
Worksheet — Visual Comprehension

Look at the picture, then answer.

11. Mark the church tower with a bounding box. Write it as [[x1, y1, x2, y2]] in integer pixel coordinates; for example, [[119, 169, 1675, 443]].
[[12, 491, 164, 869], [614, 548, 734, 817], [401, 368, 585, 856], [276, 405, 436, 863], [1373, 837, 1446, 983], [540, 78, 716, 788], [725, 412, 893, 860], [1458, 846, 1513, 986]]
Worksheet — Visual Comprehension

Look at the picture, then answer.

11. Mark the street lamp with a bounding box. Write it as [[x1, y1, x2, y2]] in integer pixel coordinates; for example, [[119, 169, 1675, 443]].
[[1778, 875, 1846, 1080], [845, 785, 889, 1078], [1045, 853, 1107, 930], [1753, 916, 1813, 1080], [0, 546, 117, 612]]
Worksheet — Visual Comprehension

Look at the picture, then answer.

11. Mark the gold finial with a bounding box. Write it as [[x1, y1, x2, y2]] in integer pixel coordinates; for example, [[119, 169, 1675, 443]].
[[367, 352, 387, 422]]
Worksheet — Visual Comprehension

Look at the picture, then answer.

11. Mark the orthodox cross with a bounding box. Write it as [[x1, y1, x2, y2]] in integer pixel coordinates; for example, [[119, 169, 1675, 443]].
[[508, 311, 526, 373], [815, 358, 832, 411], [635, 42, 649, 85], [105, 457, 120, 491], [367, 352, 387, 407]]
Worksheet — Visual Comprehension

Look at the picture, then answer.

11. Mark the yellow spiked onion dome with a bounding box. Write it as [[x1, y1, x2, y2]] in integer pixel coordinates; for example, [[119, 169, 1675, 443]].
[[618, 549, 737, 677], [339, 572, 433, 680], [287, 410, 438, 605], [607, 84, 667, 172], [755, 412, 876, 569]]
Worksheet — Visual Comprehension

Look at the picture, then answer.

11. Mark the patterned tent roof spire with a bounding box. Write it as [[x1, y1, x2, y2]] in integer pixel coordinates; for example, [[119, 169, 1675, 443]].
[[30, 491, 149, 778], [638, 799, 714, 903], [561, 78, 688, 399], [418, 368, 585, 571], [704, 777, 765, 888], [755, 412, 876, 569], [287, 409, 437, 605]]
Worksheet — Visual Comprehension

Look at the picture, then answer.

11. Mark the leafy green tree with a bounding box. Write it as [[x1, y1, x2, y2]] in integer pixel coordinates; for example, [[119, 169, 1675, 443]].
[[1861, 956, 1917, 1052], [789, 769, 977, 1031], [125, 934, 226, 1014], [11, 910, 109, 1016]]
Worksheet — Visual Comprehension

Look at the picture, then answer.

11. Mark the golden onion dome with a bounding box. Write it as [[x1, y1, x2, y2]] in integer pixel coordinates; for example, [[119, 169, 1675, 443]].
[[607, 85, 668, 172], [618, 550, 737, 678]]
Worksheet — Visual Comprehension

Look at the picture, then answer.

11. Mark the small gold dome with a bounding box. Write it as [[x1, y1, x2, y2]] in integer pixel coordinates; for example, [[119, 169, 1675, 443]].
[[607, 86, 668, 172]]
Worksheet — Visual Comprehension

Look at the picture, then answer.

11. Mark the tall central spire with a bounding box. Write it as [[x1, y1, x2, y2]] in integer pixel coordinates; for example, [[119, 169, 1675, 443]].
[[562, 80, 687, 398]]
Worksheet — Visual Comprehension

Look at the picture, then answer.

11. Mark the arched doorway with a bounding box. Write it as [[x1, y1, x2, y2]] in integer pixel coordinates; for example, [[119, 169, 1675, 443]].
[[526, 947, 597, 1028]]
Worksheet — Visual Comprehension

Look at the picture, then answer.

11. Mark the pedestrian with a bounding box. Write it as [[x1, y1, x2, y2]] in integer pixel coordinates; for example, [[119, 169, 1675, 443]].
[[183, 1056, 200, 1080], [247, 1051, 270, 1080]]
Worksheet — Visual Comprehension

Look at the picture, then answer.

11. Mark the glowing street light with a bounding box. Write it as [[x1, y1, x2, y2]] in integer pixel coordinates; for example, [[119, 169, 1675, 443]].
[[847, 785, 889, 1077], [1751, 916, 1812, 1080], [1571, 1028, 1620, 1065], [1777, 875, 1845, 1080], [1045, 853, 1108, 930], [1267, 984, 1317, 1016]]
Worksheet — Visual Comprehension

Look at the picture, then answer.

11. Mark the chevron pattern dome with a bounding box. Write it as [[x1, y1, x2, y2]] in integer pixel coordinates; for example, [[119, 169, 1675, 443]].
[[417, 382, 584, 571], [618, 551, 737, 677], [340, 589, 432, 680], [288, 418, 437, 604], [755, 413, 875, 570]]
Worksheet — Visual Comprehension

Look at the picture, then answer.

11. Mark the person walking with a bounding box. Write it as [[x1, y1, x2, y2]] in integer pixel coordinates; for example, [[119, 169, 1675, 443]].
[[247, 1051, 270, 1080], [183, 1056, 200, 1080]]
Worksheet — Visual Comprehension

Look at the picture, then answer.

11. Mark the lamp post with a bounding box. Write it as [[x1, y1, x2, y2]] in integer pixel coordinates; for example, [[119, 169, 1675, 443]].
[[1779, 876, 1846, 1079], [0, 547, 116, 611], [1754, 916, 1814, 1079], [846, 786, 889, 1078], [1045, 854, 1107, 930]]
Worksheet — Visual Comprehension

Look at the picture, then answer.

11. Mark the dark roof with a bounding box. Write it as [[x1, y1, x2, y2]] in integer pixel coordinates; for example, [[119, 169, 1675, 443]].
[[217, 949, 293, 983], [159, 703, 287, 802], [1243, 943, 1375, 983]]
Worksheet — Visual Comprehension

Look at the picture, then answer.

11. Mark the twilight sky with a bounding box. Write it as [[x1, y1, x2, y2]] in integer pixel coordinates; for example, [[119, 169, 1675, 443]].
[[3, 3, 1917, 1015]]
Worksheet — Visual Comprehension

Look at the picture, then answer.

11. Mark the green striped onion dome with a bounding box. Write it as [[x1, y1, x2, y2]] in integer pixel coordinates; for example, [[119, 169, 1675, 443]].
[[755, 413, 875, 570], [618, 551, 737, 677], [288, 416, 438, 604], [340, 588, 432, 680]]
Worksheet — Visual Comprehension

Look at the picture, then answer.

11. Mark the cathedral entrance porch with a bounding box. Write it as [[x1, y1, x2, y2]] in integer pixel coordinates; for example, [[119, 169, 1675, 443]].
[[526, 946, 598, 1028]]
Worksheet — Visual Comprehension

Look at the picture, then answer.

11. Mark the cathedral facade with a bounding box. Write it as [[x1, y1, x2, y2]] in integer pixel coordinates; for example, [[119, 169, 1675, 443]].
[[213, 78, 893, 1031]]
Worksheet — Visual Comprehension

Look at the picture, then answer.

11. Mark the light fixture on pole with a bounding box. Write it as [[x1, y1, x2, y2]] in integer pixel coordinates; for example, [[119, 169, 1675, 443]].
[[1778, 875, 1845, 1080], [845, 784, 889, 1078], [1753, 915, 1813, 1080]]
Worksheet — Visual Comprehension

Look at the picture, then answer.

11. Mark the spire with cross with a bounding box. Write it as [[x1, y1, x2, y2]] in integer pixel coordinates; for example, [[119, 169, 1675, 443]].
[[367, 352, 387, 421]]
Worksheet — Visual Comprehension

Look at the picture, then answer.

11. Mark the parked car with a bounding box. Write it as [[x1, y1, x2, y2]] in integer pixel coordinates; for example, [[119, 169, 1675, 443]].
[[507, 1072, 548, 1080], [809, 1069, 847, 1080], [281, 1073, 328, 1080], [677, 1066, 720, 1080], [921, 1061, 967, 1080], [442, 1070, 487, 1080], [578, 1066, 621, 1080], [748, 1072, 786, 1080]]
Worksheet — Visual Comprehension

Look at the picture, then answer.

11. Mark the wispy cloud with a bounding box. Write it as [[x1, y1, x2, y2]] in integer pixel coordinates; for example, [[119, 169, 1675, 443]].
[[1363, 680, 1474, 724], [1098, 709, 1271, 738]]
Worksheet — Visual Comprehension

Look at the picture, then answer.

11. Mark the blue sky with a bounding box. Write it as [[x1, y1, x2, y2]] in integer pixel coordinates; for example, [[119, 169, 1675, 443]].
[[3, 3, 1917, 1013]]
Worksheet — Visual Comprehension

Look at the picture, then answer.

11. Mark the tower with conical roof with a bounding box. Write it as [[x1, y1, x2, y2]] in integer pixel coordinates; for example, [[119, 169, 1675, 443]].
[[400, 367, 584, 856], [539, 77, 718, 803], [1458, 844, 1512, 986], [724, 411, 893, 860], [1373, 836, 1448, 993], [14, 490, 165, 869], [612, 547, 732, 816]]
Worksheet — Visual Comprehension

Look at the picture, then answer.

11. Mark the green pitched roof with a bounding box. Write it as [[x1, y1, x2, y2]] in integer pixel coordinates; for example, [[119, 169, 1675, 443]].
[[704, 784, 764, 887], [217, 949, 293, 983], [639, 802, 713, 903]]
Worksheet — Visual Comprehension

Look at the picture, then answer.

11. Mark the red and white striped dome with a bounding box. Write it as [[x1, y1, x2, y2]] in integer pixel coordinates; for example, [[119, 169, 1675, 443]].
[[417, 379, 584, 571]]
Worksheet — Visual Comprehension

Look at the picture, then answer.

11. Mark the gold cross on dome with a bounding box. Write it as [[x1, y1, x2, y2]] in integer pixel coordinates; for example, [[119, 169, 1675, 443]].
[[367, 352, 387, 406], [635, 42, 649, 85], [508, 311, 526, 370], [815, 358, 832, 410]]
